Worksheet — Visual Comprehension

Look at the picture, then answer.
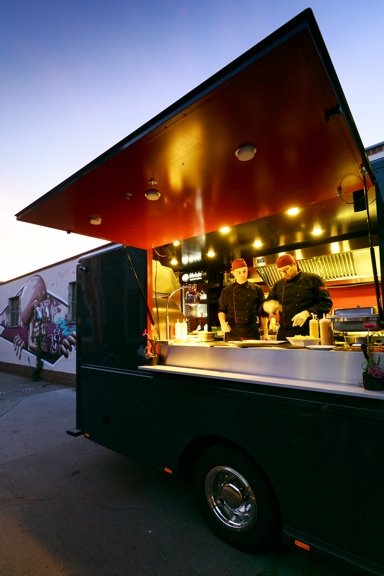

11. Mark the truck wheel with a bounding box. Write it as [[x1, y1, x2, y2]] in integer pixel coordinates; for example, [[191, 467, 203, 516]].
[[194, 444, 280, 552]]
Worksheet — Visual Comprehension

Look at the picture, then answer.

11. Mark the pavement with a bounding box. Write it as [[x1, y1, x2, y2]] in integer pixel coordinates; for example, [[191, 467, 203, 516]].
[[0, 371, 356, 576]]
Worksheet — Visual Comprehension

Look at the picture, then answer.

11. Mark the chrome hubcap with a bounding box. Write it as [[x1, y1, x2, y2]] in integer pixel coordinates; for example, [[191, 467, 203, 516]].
[[205, 466, 257, 532]]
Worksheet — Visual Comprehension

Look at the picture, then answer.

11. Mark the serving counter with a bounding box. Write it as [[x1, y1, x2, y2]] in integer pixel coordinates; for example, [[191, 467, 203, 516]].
[[140, 343, 384, 399]]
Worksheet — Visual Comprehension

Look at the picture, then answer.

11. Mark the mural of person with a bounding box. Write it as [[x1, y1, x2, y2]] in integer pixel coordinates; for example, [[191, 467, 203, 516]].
[[1, 274, 76, 365]]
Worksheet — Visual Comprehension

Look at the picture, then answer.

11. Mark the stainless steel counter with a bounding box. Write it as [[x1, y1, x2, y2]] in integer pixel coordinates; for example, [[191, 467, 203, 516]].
[[139, 343, 384, 399]]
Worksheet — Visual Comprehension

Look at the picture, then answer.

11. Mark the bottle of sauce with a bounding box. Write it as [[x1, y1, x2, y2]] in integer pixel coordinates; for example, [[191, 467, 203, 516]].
[[175, 320, 182, 341], [319, 314, 333, 345], [181, 320, 188, 342], [169, 322, 175, 340], [309, 314, 319, 338]]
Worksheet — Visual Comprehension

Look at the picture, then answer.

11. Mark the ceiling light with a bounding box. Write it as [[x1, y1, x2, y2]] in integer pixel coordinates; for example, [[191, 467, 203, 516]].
[[253, 240, 262, 248], [235, 145, 256, 161], [145, 189, 161, 201], [312, 227, 323, 236], [173, 240, 180, 246], [170, 258, 178, 265], [220, 226, 230, 233], [89, 216, 102, 225], [207, 250, 215, 258], [145, 178, 161, 201], [287, 207, 299, 216]]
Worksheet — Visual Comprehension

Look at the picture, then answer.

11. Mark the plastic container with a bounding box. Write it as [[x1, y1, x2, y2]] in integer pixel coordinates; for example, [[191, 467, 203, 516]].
[[319, 315, 334, 345], [309, 315, 319, 338], [181, 320, 188, 342], [175, 320, 182, 341]]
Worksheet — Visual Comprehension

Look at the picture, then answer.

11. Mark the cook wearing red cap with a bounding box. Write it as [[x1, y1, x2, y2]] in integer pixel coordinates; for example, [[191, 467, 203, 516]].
[[218, 259, 269, 341], [262, 253, 333, 340]]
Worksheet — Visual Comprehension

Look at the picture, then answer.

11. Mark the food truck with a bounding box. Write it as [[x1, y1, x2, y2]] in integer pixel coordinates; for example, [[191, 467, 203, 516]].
[[16, 9, 384, 575]]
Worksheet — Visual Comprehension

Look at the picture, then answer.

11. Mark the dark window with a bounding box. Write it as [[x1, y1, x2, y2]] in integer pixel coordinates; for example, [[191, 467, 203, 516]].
[[68, 282, 76, 321], [9, 297, 19, 327]]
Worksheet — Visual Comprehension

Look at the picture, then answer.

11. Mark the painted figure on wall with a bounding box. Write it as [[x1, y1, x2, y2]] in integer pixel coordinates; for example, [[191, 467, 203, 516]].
[[0, 275, 76, 366]]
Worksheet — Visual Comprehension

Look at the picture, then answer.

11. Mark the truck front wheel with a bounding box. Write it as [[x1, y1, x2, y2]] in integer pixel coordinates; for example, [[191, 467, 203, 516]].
[[194, 444, 280, 552]]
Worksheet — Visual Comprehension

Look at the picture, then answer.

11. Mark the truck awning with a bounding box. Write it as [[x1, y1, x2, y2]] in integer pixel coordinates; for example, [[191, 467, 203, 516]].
[[16, 8, 375, 250]]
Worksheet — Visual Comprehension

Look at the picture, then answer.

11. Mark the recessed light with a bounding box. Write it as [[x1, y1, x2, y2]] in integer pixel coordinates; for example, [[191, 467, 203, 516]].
[[89, 216, 102, 225], [235, 145, 256, 161], [287, 207, 299, 216], [145, 189, 161, 201]]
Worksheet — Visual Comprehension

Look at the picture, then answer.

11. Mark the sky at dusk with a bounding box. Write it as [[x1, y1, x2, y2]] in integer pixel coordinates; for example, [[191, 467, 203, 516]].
[[1, 0, 383, 282]]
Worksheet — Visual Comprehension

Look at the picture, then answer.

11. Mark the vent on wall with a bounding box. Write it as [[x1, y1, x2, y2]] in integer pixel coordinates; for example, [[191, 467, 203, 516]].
[[256, 252, 359, 287]]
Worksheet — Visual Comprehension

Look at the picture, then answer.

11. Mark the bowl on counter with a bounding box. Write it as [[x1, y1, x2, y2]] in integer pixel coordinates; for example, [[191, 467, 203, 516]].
[[287, 337, 321, 347], [199, 331, 215, 342]]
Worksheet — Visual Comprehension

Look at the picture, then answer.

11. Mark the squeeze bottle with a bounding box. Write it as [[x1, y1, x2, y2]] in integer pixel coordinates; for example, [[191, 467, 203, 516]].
[[181, 320, 188, 341], [309, 314, 319, 338], [175, 319, 181, 341], [319, 314, 332, 345]]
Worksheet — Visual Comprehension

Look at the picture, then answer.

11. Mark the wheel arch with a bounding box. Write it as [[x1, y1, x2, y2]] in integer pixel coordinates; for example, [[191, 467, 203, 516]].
[[177, 434, 280, 507]]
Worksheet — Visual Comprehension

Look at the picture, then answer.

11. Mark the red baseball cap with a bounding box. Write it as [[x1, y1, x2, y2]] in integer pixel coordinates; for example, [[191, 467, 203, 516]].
[[232, 258, 247, 270], [276, 254, 296, 268]]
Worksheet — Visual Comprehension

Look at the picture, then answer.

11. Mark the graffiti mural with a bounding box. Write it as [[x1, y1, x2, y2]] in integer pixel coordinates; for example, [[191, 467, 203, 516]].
[[0, 275, 76, 366]]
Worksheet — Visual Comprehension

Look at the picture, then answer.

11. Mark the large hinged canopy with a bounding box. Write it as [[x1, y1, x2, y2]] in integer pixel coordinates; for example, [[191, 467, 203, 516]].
[[16, 9, 375, 251]]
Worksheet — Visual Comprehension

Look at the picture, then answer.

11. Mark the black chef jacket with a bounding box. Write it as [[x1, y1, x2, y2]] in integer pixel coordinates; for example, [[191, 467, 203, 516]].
[[218, 281, 267, 340], [267, 271, 332, 339]]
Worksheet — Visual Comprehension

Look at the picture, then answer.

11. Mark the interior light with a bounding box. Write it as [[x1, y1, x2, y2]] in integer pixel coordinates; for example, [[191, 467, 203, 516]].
[[145, 189, 161, 201], [253, 240, 262, 248], [145, 178, 161, 201], [235, 145, 256, 161], [312, 227, 323, 236], [220, 227, 230, 234], [287, 207, 300, 216], [89, 216, 102, 225], [170, 258, 178, 265], [207, 250, 215, 258], [173, 240, 180, 246]]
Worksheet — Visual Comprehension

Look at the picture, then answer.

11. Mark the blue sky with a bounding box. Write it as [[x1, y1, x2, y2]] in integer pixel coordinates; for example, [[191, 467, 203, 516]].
[[1, 0, 383, 281]]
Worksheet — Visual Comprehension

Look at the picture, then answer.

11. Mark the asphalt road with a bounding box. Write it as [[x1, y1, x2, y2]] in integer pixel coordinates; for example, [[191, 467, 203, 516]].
[[0, 372, 356, 576]]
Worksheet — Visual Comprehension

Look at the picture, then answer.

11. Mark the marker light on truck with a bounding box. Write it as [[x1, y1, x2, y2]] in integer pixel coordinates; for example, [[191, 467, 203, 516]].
[[294, 540, 310, 551]]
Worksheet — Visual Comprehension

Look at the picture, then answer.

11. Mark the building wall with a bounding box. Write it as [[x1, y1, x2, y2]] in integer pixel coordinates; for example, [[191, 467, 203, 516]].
[[0, 256, 80, 385]]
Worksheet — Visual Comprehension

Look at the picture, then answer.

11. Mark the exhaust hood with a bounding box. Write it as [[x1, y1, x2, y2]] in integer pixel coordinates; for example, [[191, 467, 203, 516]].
[[252, 246, 381, 287]]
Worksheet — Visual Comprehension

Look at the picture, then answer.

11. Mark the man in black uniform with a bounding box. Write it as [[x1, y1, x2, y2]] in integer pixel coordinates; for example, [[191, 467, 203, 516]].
[[218, 258, 268, 341], [263, 254, 333, 341]]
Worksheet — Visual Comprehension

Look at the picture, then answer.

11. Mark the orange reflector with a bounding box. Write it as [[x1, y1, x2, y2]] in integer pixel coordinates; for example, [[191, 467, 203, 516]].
[[84, 433, 90, 438], [164, 467, 173, 475], [294, 539, 310, 551]]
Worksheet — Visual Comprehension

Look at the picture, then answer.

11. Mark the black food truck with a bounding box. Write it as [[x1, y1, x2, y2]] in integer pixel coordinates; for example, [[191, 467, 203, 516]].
[[16, 10, 384, 575]]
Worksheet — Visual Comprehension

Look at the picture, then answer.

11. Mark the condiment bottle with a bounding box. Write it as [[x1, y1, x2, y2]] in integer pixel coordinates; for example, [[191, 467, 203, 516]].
[[169, 322, 175, 340], [319, 314, 332, 345], [181, 320, 188, 341], [175, 319, 182, 341], [309, 314, 319, 338]]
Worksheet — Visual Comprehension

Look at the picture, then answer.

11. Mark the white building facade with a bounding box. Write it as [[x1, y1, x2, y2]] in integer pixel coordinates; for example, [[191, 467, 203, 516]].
[[0, 246, 112, 386]]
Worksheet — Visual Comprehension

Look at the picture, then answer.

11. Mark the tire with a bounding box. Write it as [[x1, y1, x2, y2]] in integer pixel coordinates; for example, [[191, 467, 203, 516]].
[[194, 444, 281, 552]]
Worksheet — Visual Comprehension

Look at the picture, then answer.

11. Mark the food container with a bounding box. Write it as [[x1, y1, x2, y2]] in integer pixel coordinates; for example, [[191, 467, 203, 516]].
[[199, 331, 215, 342], [287, 337, 321, 347], [344, 334, 366, 345], [329, 307, 379, 332]]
